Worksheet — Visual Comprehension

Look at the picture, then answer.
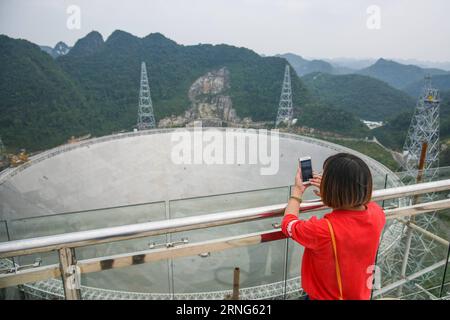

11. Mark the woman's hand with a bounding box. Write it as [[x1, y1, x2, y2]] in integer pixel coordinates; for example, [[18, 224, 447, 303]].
[[309, 171, 322, 198], [292, 165, 308, 197], [286, 165, 310, 218]]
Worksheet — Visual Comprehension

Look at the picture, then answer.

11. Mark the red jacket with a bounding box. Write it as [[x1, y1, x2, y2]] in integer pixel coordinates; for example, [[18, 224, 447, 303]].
[[281, 201, 385, 300]]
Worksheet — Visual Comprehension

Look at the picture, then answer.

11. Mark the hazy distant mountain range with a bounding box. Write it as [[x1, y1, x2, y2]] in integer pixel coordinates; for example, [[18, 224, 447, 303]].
[[381, 59, 450, 72], [258, 53, 450, 164], [357, 58, 449, 90], [324, 58, 376, 70], [326, 58, 450, 72], [276, 53, 354, 76], [280, 53, 450, 97]]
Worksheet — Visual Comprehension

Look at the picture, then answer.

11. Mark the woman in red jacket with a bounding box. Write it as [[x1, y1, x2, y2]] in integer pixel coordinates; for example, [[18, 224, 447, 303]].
[[281, 153, 385, 300]]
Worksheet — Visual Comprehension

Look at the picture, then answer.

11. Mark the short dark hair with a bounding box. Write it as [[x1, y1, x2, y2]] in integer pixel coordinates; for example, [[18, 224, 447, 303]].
[[320, 153, 373, 209]]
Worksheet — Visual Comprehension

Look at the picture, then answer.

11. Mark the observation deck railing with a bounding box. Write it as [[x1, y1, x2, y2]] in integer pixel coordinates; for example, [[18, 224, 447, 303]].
[[1, 179, 450, 300]]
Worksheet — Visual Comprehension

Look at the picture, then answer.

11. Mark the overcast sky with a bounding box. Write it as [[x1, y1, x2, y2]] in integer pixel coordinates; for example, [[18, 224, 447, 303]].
[[1, 0, 449, 62]]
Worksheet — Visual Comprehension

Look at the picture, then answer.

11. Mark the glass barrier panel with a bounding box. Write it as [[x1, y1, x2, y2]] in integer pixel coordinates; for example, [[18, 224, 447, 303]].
[[437, 208, 450, 299], [440, 247, 450, 299], [6, 201, 166, 267], [75, 234, 171, 298], [0, 221, 24, 299], [169, 187, 290, 299], [375, 207, 450, 300], [0, 220, 8, 242], [8, 201, 166, 237], [392, 167, 450, 205], [4, 201, 170, 298], [371, 169, 450, 300], [74, 201, 170, 297], [169, 187, 289, 238]]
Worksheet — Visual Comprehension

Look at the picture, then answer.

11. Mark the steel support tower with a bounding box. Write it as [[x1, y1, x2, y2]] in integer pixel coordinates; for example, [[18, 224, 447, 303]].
[[275, 65, 294, 127], [137, 62, 156, 130], [403, 76, 440, 185], [387, 76, 441, 295]]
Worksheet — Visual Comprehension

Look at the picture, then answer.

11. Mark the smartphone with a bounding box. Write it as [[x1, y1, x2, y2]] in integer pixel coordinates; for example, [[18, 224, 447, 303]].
[[299, 157, 313, 183]]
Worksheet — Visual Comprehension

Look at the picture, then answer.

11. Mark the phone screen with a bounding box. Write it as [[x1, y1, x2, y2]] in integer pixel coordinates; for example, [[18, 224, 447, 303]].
[[300, 159, 313, 182]]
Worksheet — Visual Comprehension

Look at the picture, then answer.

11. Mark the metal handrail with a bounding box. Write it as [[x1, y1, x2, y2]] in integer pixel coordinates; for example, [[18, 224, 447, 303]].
[[0, 198, 449, 295], [1, 179, 450, 258]]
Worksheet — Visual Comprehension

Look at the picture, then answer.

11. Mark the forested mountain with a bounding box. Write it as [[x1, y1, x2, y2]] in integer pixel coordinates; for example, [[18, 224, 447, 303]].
[[296, 101, 369, 136], [302, 72, 416, 120], [402, 74, 450, 98], [0, 31, 369, 152], [358, 58, 449, 90], [279, 53, 352, 76], [66, 31, 104, 57], [373, 90, 450, 149], [372, 90, 450, 164], [371, 110, 413, 151], [0, 35, 93, 150], [57, 30, 311, 127]]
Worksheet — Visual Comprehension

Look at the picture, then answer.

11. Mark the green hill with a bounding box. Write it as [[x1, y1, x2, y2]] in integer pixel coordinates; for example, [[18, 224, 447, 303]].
[[58, 30, 311, 126], [302, 72, 416, 121], [0, 35, 93, 151], [358, 58, 448, 89], [0, 31, 369, 151], [66, 31, 104, 58], [372, 90, 450, 165], [371, 111, 412, 151], [295, 102, 369, 137], [402, 74, 450, 98]]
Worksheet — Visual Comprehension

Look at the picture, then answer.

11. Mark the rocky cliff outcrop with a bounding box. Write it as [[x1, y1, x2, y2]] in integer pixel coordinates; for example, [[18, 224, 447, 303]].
[[158, 67, 246, 127]]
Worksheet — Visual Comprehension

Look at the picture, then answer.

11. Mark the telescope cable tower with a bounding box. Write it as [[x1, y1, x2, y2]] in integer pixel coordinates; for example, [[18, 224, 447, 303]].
[[137, 62, 156, 130], [403, 76, 440, 187], [386, 75, 441, 296], [275, 65, 294, 127]]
